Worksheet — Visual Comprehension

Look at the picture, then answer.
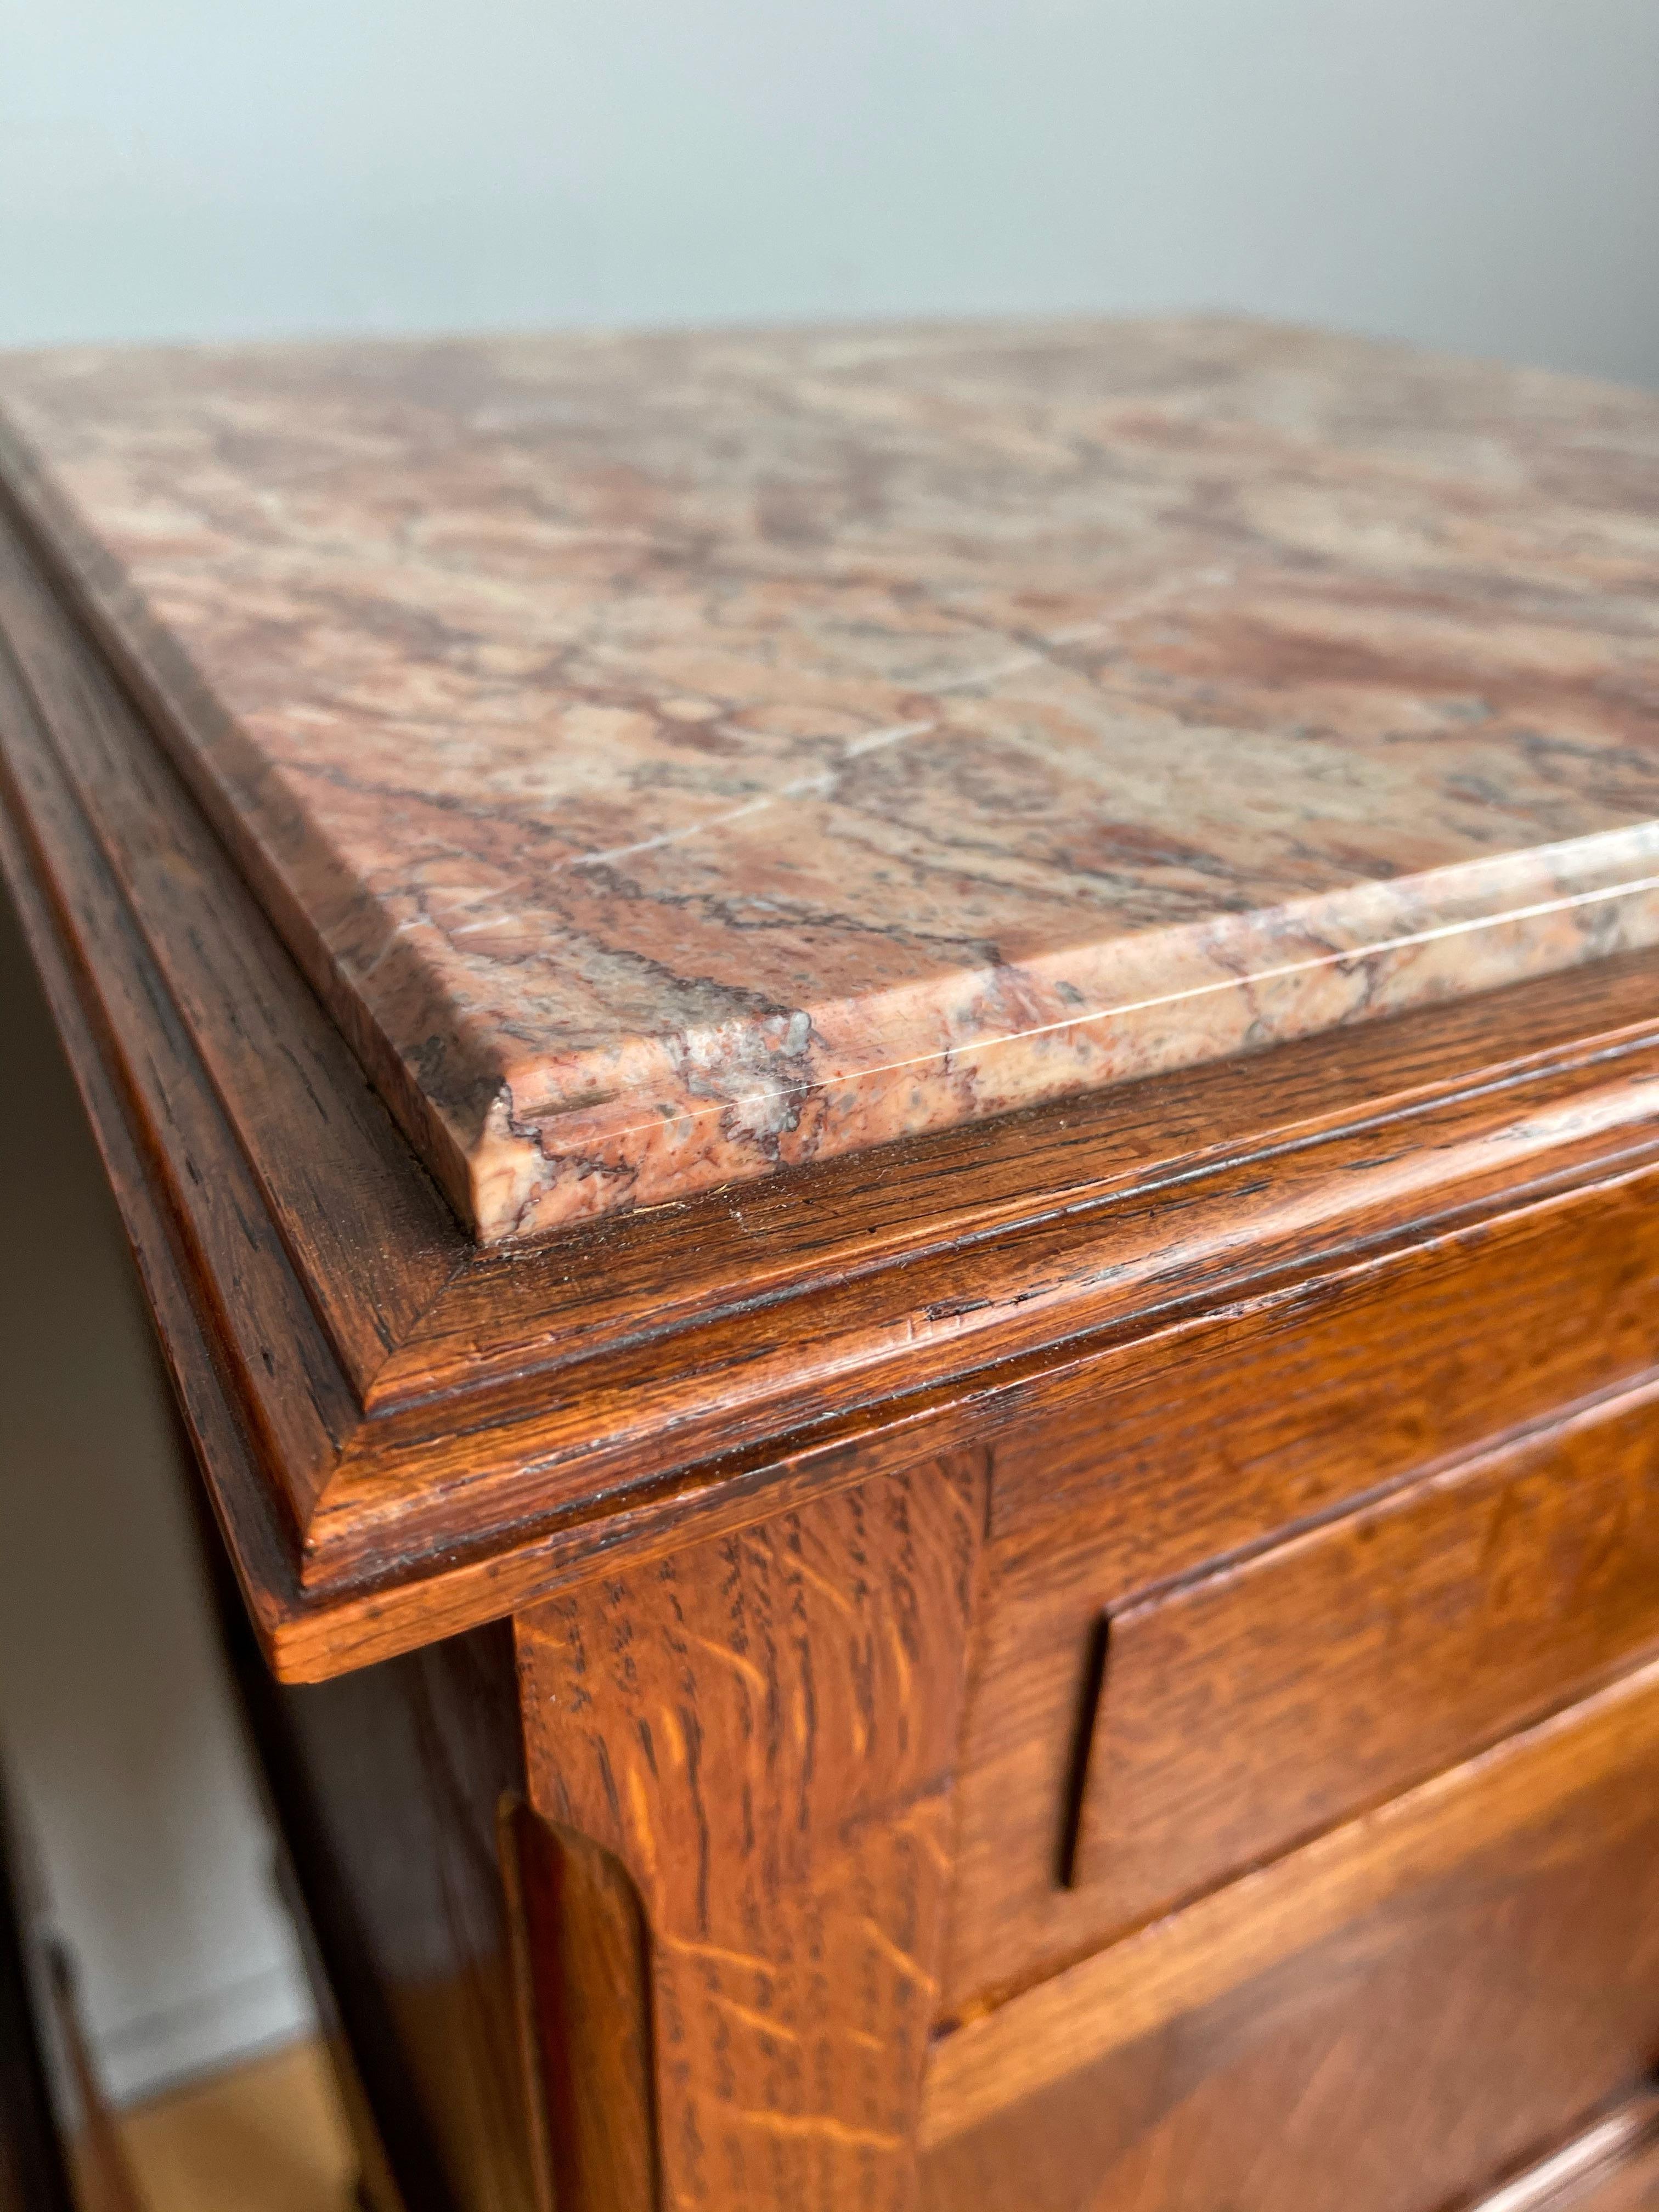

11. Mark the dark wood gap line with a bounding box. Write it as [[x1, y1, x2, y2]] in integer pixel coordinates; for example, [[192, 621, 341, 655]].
[[1057, 1612, 1112, 1891]]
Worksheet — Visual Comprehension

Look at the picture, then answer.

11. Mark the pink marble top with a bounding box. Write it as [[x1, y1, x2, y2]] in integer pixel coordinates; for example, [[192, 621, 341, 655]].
[[3, 318, 1659, 1242]]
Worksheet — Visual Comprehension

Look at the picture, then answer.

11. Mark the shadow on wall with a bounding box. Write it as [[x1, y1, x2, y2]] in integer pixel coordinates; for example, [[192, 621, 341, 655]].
[[0, 884, 311, 2102]]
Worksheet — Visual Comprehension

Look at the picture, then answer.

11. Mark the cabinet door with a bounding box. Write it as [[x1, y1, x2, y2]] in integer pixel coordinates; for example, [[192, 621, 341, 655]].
[[1067, 1385, 1659, 1934], [950, 1167, 1659, 2011], [922, 1658, 1659, 2212]]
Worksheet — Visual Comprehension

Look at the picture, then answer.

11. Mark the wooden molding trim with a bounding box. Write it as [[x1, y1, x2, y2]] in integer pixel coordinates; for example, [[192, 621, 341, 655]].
[[500, 1796, 657, 2212], [6, 483, 1659, 1678]]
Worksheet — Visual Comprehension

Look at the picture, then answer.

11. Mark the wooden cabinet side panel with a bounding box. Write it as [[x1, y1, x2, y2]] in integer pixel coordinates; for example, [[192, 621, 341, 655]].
[[503, 1799, 657, 2212], [515, 1454, 989, 2212], [224, 1604, 543, 2212]]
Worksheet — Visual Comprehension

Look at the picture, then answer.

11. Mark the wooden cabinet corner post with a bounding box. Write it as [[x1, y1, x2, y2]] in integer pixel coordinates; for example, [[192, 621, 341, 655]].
[[510, 1455, 990, 2212]]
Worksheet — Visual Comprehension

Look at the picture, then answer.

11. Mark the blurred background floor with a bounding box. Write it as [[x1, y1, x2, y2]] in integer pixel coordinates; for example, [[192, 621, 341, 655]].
[[115, 2036, 356, 2212]]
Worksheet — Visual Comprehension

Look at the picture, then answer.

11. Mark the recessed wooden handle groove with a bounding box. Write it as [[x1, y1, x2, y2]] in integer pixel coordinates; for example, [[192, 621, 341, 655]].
[[1056, 1613, 1111, 1891]]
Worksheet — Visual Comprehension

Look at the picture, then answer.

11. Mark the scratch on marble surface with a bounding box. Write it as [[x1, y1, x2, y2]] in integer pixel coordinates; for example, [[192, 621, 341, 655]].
[[558, 629, 1114, 872]]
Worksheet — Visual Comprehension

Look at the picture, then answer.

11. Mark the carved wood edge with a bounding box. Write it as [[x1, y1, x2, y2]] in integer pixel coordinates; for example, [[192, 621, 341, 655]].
[[500, 1796, 659, 2212], [515, 1457, 990, 2212], [7, 460, 1659, 1675]]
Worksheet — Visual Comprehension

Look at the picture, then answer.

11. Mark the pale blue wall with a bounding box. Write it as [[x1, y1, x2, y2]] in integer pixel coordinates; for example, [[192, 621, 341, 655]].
[[1, 0, 1656, 382]]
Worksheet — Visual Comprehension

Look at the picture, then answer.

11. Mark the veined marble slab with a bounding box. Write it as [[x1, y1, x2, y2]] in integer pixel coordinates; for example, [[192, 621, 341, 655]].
[[3, 318, 1658, 1240]]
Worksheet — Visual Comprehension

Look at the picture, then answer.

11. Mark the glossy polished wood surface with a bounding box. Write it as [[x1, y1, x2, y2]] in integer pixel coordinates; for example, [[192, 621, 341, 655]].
[[1557, 2110, 1659, 2212], [1468, 2092, 1659, 2212]]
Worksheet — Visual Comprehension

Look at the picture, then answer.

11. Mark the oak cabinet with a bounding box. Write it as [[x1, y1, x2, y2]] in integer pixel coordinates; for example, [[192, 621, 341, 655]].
[[4, 318, 1659, 2212]]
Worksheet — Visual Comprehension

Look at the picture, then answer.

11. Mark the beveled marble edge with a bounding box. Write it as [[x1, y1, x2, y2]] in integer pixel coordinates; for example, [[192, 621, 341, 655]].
[[0, 404, 488, 1232], [5, 379, 1658, 1244], [5, 332, 1659, 1242], [459, 824, 1659, 1235]]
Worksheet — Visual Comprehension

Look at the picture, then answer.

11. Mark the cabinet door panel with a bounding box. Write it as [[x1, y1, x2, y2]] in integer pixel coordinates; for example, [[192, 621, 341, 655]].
[[923, 1661, 1659, 2212], [952, 1166, 1659, 2011], [1069, 1383, 1659, 1929]]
